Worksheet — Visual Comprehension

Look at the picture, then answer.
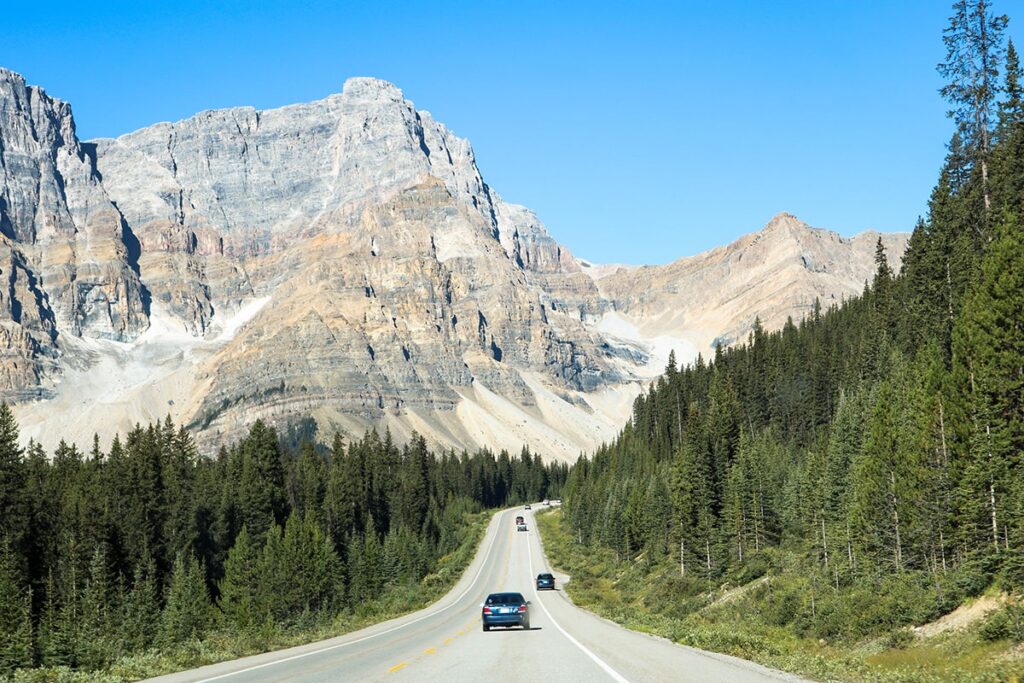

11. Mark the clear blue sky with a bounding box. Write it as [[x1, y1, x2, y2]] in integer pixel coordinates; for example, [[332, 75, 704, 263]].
[[3, 1, 1021, 264]]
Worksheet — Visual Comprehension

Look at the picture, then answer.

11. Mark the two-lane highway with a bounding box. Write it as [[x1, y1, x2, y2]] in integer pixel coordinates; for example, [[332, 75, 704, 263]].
[[148, 507, 806, 682]]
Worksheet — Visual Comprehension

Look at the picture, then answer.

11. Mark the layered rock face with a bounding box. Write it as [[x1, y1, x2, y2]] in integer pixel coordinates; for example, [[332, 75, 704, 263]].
[[0, 68, 148, 397], [83, 77, 614, 452], [1, 68, 909, 460]]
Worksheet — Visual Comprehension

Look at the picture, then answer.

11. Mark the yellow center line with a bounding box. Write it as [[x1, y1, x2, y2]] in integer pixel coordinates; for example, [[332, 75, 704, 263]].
[[424, 647, 436, 655], [388, 662, 408, 673], [443, 637, 453, 644]]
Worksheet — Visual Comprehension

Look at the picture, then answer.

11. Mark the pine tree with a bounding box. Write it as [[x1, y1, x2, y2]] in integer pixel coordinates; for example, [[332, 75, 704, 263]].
[[993, 40, 1024, 214], [288, 440, 326, 521], [0, 543, 33, 674], [848, 360, 926, 572], [0, 403, 27, 555], [397, 434, 429, 533], [78, 546, 117, 668], [159, 552, 210, 646], [938, 0, 1010, 212], [258, 513, 342, 625], [953, 213, 1024, 560], [121, 556, 161, 653], [238, 420, 288, 544], [218, 525, 262, 631], [348, 518, 383, 604], [998, 39, 1024, 134]]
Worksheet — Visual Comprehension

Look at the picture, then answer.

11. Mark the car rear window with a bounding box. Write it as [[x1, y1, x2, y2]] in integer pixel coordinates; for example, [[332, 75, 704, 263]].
[[486, 592, 525, 604]]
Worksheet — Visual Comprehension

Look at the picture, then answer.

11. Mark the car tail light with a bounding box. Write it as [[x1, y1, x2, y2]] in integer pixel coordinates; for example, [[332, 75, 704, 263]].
[[518, 604, 527, 613], [483, 606, 491, 615]]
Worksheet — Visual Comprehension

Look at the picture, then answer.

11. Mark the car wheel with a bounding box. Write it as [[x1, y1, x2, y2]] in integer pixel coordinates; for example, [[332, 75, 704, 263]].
[[523, 620, 530, 630], [483, 624, 490, 632]]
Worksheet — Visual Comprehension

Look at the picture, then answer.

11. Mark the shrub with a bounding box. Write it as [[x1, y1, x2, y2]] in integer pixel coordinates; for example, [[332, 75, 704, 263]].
[[980, 604, 1024, 642], [884, 627, 916, 649]]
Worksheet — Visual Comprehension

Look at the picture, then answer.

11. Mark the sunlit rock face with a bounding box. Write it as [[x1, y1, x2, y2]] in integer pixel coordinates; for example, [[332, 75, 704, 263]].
[[1, 68, 907, 461], [19, 74, 615, 456], [592, 212, 908, 356], [0, 68, 149, 397]]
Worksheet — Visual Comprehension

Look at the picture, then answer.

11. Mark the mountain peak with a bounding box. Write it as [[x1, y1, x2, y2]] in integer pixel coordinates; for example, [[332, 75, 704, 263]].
[[341, 76, 406, 102], [762, 211, 805, 233], [0, 66, 23, 83]]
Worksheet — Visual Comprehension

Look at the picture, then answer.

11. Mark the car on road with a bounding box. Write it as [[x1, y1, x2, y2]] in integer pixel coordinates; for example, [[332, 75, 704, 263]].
[[525, 504, 531, 509], [517, 522, 528, 531], [536, 572, 555, 590], [482, 592, 530, 631]]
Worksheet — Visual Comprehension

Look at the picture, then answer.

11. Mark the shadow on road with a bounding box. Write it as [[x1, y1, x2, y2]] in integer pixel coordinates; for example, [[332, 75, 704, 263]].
[[486, 626, 544, 632]]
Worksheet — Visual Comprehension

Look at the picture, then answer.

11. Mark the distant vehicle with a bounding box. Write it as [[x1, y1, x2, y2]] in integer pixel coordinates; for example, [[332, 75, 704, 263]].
[[543, 499, 549, 506], [517, 523, 528, 532], [536, 572, 555, 590], [525, 504, 531, 510], [482, 592, 530, 631], [515, 515, 525, 525]]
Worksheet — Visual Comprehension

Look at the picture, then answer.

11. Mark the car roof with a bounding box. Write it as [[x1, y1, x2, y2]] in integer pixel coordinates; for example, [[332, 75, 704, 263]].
[[486, 592, 526, 603], [538, 572, 553, 577]]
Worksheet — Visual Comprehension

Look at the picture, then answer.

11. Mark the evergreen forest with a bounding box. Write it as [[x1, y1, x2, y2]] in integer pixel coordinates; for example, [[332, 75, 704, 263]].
[[0, 414, 564, 678], [553, 1, 1024, 674], [1, 1, 1022, 681]]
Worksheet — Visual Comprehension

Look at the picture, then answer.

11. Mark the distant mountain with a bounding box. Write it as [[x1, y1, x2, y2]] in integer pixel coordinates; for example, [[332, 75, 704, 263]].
[[589, 212, 907, 374], [0, 68, 907, 460]]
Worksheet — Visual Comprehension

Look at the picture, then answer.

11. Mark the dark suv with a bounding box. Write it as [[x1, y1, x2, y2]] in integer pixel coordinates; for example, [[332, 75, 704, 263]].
[[482, 592, 530, 631], [536, 573, 555, 590]]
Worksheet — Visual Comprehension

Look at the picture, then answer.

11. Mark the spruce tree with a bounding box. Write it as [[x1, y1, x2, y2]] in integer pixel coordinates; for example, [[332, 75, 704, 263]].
[[78, 546, 117, 668], [998, 39, 1024, 134], [953, 213, 1024, 561], [938, 0, 1010, 211], [0, 543, 33, 675], [239, 421, 288, 544], [159, 552, 210, 646], [0, 403, 27, 555], [258, 514, 341, 625], [121, 556, 161, 653], [218, 525, 262, 631]]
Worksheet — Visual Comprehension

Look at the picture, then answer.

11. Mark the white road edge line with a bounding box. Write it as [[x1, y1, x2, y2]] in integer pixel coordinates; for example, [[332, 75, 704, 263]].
[[526, 514, 631, 683], [192, 510, 507, 682]]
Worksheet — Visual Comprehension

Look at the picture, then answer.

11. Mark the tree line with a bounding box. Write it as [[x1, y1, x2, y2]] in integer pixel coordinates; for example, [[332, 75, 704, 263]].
[[561, 0, 1023, 641], [0, 416, 566, 675]]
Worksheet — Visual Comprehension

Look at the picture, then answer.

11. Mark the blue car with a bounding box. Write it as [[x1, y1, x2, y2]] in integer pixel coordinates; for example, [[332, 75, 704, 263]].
[[536, 573, 555, 590], [482, 592, 530, 631]]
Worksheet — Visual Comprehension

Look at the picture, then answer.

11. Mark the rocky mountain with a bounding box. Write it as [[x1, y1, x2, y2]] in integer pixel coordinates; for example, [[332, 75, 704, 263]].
[[0, 68, 908, 460], [0, 69, 149, 396], [588, 212, 908, 373]]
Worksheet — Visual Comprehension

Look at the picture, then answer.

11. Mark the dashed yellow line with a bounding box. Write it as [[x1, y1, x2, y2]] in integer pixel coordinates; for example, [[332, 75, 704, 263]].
[[388, 662, 408, 673], [423, 647, 436, 655], [443, 637, 453, 644]]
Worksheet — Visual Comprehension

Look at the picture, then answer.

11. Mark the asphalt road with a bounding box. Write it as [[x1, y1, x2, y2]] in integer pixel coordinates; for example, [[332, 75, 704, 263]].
[[147, 506, 806, 683]]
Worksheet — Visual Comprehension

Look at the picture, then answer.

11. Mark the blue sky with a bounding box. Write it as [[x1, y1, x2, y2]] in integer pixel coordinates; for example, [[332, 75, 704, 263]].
[[3, 1, 1021, 264]]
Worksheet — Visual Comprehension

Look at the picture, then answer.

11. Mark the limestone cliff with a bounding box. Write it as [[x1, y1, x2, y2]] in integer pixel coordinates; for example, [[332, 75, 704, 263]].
[[1, 68, 909, 460], [0, 68, 149, 397], [81, 77, 615, 452]]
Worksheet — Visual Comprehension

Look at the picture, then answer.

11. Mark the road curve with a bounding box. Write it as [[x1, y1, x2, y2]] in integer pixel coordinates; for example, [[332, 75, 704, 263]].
[[146, 507, 807, 683]]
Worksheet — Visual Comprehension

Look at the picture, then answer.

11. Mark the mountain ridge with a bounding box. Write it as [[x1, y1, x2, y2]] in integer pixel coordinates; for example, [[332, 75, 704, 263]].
[[0, 68, 907, 460]]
